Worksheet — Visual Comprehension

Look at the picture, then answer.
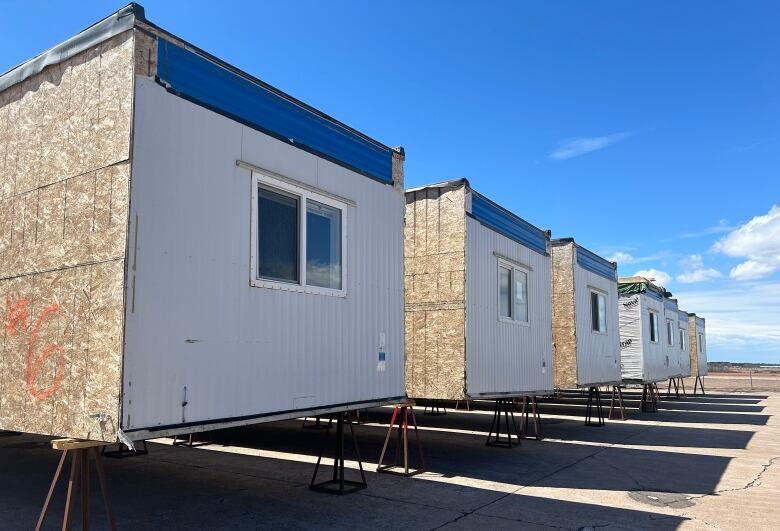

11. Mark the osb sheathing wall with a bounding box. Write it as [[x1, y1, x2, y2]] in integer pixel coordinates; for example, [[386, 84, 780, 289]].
[[551, 243, 577, 389], [688, 316, 700, 376], [0, 30, 135, 442], [404, 185, 467, 400]]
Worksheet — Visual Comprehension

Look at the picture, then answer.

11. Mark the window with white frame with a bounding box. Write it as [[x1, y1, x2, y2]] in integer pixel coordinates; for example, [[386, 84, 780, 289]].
[[698, 333, 704, 353], [679, 328, 686, 350], [252, 173, 346, 295], [649, 311, 659, 342], [666, 319, 674, 346], [498, 260, 529, 323], [590, 290, 607, 333]]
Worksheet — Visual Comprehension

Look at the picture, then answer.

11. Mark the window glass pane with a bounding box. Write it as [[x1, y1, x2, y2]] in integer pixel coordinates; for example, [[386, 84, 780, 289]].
[[650, 313, 657, 342], [598, 294, 607, 332], [514, 269, 528, 322], [499, 266, 511, 318], [699, 333, 703, 352], [680, 329, 685, 350], [667, 321, 674, 345], [591, 292, 599, 332], [306, 200, 342, 289], [258, 186, 298, 282]]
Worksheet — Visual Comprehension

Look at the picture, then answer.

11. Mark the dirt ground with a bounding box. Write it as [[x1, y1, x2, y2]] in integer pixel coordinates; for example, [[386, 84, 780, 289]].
[[1, 381, 778, 530]]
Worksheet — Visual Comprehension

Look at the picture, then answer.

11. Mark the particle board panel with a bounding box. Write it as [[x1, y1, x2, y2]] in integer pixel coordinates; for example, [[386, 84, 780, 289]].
[[404, 185, 467, 400], [0, 29, 134, 442], [551, 242, 577, 389]]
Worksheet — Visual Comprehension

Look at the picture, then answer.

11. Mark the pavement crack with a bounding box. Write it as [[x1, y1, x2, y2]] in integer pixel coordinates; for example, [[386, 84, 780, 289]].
[[687, 455, 779, 500]]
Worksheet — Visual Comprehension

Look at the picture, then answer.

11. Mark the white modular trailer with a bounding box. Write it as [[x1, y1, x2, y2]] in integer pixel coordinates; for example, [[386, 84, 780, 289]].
[[551, 239, 621, 388], [617, 277, 669, 383], [689, 314, 709, 376], [0, 5, 405, 443], [677, 309, 692, 377], [662, 297, 683, 378], [405, 180, 554, 400]]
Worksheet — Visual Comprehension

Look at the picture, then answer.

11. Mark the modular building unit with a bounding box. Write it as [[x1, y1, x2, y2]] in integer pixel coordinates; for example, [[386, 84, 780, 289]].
[[617, 277, 669, 383], [688, 314, 708, 376], [404, 180, 553, 400], [0, 4, 405, 443], [677, 309, 692, 377], [550, 239, 621, 388], [662, 297, 683, 379]]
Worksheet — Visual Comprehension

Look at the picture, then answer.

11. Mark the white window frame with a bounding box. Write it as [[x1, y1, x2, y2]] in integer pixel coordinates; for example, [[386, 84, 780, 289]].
[[698, 332, 704, 353], [497, 258, 530, 326], [666, 319, 675, 347], [589, 288, 608, 335], [250, 171, 347, 297], [679, 328, 686, 350], [649, 310, 659, 343]]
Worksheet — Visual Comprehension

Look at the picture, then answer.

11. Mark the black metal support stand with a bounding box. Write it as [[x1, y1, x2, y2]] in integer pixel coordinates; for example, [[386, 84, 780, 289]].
[[102, 440, 149, 458], [310, 412, 367, 494], [693, 375, 706, 395], [424, 399, 447, 416], [584, 387, 605, 426], [666, 377, 682, 399], [454, 399, 474, 411], [486, 399, 520, 447], [377, 405, 425, 476], [640, 383, 658, 412], [608, 385, 627, 420], [519, 396, 544, 440], [172, 433, 210, 447]]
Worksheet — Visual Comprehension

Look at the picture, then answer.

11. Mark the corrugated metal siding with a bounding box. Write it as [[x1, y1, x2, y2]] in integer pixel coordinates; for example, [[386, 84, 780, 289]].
[[121, 78, 404, 432], [573, 260, 621, 386], [663, 299, 682, 378], [696, 319, 708, 375], [464, 217, 553, 396], [469, 193, 548, 255], [156, 40, 393, 184], [642, 295, 668, 382]]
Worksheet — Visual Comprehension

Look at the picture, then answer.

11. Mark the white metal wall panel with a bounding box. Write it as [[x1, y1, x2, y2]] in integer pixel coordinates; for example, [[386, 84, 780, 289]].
[[696, 320, 708, 375], [464, 216, 553, 396], [641, 295, 668, 382], [678, 315, 692, 377], [663, 302, 682, 378], [618, 295, 643, 380], [573, 261, 621, 386], [121, 78, 404, 433]]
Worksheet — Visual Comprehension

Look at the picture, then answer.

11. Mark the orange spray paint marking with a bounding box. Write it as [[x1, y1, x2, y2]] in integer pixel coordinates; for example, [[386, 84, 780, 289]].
[[5, 295, 64, 401], [26, 302, 64, 401]]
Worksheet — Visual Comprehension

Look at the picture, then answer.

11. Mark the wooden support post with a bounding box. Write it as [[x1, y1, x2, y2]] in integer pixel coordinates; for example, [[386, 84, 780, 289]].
[[35, 439, 117, 531], [640, 383, 658, 413], [608, 385, 627, 420], [377, 403, 426, 476], [679, 377, 687, 397], [693, 375, 706, 395]]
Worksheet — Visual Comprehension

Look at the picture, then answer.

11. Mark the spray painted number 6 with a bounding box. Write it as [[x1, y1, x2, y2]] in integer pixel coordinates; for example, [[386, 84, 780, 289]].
[[5, 295, 65, 401]]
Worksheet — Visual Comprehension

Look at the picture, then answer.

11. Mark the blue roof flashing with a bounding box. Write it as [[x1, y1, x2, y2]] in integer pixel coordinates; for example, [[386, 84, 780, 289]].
[[470, 192, 548, 255], [157, 40, 393, 184], [576, 245, 616, 281]]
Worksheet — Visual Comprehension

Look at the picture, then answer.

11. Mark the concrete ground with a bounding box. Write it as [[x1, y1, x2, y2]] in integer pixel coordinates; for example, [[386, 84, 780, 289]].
[[1, 381, 778, 530]]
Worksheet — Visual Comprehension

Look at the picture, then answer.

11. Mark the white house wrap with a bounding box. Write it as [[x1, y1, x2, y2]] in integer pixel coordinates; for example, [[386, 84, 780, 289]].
[[405, 180, 553, 400], [688, 314, 709, 376], [618, 277, 670, 383], [551, 239, 621, 388], [677, 309, 692, 378]]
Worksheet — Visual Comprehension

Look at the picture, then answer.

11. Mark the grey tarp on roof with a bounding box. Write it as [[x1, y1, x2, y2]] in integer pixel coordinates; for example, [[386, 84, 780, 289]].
[[0, 3, 142, 93]]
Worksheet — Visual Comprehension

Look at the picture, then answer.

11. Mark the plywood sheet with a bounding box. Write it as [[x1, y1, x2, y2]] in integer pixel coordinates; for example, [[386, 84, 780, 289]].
[[404, 185, 467, 399], [0, 29, 134, 442], [551, 242, 577, 389]]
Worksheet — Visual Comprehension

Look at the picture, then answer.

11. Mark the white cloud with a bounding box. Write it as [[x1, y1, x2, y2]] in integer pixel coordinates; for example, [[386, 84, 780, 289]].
[[713, 205, 780, 280], [549, 132, 633, 160], [676, 254, 722, 284], [679, 219, 733, 239], [632, 268, 672, 287], [607, 251, 634, 264]]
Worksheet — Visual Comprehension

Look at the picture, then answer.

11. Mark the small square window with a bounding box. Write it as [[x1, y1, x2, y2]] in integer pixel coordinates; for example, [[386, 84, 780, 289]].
[[591, 291, 607, 333], [497, 260, 530, 323]]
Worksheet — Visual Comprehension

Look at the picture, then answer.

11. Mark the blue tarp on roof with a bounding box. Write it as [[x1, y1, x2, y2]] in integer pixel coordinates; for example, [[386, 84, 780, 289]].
[[576, 245, 616, 281], [157, 40, 393, 184]]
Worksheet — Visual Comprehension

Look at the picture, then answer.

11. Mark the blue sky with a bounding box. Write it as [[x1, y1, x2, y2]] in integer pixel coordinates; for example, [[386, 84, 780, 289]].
[[2, 1, 779, 362]]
